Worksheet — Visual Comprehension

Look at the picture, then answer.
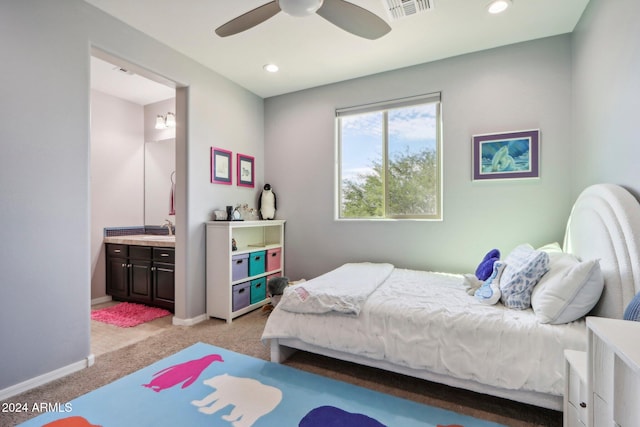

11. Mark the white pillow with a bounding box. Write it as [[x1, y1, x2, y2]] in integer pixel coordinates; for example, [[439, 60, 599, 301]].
[[538, 242, 563, 254], [531, 251, 604, 324]]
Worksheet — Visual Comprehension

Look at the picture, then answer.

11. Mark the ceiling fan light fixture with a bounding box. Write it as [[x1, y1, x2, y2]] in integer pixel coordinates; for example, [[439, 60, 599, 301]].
[[487, 0, 512, 14], [278, 0, 324, 17]]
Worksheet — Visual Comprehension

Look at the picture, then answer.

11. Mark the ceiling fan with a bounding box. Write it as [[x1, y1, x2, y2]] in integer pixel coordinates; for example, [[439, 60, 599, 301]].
[[215, 0, 392, 40]]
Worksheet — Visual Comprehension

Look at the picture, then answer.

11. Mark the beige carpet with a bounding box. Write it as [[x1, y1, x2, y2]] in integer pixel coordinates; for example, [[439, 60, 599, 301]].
[[1, 309, 561, 427]]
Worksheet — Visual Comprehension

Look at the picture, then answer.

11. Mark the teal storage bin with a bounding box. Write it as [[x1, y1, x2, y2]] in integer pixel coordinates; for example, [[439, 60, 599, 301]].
[[250, 277, 267, 304], [249, 250, 266, 276]]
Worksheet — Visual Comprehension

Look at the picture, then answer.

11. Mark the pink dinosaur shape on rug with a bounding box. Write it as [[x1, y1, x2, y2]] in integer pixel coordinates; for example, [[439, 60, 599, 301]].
[[142, 353, 224, 392]]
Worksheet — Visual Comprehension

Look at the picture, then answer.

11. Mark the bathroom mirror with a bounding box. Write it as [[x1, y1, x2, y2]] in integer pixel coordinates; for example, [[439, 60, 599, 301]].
[[144, 97, 176, 227], [144, 138, 176, 226]]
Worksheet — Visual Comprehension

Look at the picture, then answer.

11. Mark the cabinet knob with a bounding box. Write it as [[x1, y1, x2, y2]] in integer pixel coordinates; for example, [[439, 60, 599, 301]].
[[580, 402, 587, 408], [121, 263, 126, 268], [114, 249, 121, 253]]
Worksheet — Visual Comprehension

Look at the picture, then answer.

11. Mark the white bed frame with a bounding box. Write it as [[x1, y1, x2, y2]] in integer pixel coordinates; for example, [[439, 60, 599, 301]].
[[269, 184, 640, 410]]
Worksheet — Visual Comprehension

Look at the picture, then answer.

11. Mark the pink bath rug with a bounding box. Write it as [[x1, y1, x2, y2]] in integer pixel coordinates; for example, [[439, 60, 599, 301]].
[[91, 302, 171, 327]]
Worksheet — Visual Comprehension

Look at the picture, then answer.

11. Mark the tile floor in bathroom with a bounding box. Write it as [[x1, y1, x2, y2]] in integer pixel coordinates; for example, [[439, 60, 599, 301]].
[[90, 301, 175, 357]]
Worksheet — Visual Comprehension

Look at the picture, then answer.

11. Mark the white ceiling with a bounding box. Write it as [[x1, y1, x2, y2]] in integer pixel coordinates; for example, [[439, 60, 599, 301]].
[[91, 56, 175, 105], [86, 0, 589, 99]]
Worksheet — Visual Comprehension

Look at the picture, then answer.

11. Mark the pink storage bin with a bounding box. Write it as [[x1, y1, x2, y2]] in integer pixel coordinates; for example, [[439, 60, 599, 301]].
[[266, 248, 282, 272]]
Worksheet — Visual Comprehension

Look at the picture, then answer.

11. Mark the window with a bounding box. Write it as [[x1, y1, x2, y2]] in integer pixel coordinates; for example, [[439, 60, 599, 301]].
[[336, 93, 442, 220]]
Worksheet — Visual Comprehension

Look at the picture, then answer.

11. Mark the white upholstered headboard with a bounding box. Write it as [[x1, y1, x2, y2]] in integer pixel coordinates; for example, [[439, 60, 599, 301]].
[[563, 184, 640, 319]]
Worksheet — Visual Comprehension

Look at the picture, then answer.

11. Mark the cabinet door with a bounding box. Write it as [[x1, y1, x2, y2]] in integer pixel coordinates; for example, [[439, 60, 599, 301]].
[[129, 260, 152, 303], [153, 262, 175, 309], [106, 256, 128, 298]]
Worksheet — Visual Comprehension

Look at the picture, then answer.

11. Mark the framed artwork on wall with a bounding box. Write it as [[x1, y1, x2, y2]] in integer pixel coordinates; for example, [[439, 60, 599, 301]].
[[211, 147, 232, 185], [237, 153, 255, 188], [472, 129, 540, 181]]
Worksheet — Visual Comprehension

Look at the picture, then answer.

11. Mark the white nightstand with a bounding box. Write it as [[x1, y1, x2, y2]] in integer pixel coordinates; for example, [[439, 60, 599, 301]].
[[564, 349, 587, 427], [587, 317, 640, 427]]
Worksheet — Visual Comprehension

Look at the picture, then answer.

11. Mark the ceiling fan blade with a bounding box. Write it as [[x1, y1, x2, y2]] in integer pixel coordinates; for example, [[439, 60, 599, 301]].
[[215, 2, 281, 37], [317, 0, 391, 40]]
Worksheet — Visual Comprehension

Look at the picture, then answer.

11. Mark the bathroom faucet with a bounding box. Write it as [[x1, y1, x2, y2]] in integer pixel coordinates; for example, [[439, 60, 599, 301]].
[[163, 219, 174, 236]]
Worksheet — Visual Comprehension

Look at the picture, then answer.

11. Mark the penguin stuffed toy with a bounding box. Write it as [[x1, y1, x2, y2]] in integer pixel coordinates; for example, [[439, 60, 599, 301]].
[[259, 183, 277, 220]]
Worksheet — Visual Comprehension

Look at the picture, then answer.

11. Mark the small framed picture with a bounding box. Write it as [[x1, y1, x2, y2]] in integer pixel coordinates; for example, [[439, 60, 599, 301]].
[[237, 153, 255, 188], [211, 147, 232, 185], [472, 129, 540, 181]]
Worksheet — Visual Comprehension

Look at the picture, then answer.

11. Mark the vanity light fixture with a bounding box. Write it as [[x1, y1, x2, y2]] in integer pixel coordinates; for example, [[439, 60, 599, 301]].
[[155, 112, 176, 129], [487, 0, 511, 14], [263, 63, 279, 73], [165, 112, 176, 128]]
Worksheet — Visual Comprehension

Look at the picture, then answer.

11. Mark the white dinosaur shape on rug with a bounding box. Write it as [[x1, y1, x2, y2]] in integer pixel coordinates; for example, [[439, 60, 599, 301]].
[[191, 373, 282, 427]]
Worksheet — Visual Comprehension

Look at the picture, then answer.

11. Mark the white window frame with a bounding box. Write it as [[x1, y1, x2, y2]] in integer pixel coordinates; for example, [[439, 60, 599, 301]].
[[335, 92, 443, 221]]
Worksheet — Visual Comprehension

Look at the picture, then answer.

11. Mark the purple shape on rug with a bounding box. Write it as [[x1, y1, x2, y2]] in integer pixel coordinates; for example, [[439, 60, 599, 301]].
[[299, 406, 387, 427], [142, 354, 224, 392]]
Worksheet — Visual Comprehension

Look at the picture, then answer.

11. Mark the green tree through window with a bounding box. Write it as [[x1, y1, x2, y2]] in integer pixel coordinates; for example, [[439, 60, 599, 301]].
[[337, 94, 441, 219]]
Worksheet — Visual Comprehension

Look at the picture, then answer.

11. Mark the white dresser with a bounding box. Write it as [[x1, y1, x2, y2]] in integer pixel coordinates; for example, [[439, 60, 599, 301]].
[[585, 317, 640, 427]]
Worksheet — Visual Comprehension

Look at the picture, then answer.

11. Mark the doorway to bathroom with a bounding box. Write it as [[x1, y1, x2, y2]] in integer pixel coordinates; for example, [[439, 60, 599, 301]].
[[89, 48, 179, 354]]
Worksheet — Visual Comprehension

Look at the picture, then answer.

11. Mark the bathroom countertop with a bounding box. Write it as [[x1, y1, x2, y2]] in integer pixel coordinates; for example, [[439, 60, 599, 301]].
[[104, 234, 175, 248]]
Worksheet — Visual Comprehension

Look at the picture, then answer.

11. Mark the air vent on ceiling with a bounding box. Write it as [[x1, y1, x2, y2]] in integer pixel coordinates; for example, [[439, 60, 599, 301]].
[[383, 0, 433, 20]]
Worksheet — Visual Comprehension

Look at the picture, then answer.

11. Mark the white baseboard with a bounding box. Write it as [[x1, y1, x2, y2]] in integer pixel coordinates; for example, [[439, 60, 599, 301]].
[[91, 295, 112, 306], [0, 355, 94, 401], [172, 313, 207, 326]]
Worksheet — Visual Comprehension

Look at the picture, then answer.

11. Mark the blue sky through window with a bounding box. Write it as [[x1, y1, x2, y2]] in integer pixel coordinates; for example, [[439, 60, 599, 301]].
[[340, 104, 437, 183]]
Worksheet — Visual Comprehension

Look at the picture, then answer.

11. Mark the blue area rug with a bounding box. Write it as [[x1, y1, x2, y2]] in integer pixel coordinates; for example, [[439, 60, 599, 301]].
[[20, 343, 505, 427]]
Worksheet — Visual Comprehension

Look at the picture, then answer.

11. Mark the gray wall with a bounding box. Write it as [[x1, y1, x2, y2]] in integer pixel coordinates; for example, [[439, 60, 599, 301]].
[[265, 36, 574, 280], [0, 0, 263, 392], [571, 0, 640, 199]]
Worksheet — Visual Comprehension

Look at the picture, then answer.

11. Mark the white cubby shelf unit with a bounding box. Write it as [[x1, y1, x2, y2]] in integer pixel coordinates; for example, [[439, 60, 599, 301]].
[[205, 220, 285, 323]]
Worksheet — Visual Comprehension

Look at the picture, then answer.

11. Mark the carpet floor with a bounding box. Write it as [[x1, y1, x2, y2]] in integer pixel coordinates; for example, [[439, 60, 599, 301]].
[[1, 309, 561, 427]]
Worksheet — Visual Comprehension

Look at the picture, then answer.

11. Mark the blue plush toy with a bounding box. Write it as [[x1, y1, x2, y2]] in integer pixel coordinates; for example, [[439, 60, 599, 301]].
[[475, 261, 505, 305], [475, 249, 500, 281]]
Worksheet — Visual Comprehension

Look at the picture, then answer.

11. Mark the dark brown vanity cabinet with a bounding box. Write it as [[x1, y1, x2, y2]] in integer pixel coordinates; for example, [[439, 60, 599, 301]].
[[151, 247, 175, 310], [105, 243, 174, 311]]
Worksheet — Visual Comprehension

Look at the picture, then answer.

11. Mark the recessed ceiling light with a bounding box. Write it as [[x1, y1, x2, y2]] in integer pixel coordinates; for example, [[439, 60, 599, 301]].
[[263, 64, 279, 73], [487, 0, 511, 14]]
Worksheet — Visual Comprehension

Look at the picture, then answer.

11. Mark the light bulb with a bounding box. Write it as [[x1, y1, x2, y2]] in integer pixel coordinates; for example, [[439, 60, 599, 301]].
[[165, 112, 176, 128], [155, 115, 166, 129], [487, 0, 511, 14]]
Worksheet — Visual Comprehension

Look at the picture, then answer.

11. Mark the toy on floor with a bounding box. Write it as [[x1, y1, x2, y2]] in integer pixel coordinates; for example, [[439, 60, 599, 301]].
[[262, 277, 305, 313]]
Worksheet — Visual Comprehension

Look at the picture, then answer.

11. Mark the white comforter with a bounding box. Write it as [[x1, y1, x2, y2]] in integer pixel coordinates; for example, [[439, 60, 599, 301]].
[[262, 267, 587, 396], [278, 262, 394, 315]]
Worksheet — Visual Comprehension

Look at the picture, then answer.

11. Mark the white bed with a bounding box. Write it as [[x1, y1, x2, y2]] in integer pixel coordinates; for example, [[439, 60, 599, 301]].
[[261, 184, 640, 410]]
